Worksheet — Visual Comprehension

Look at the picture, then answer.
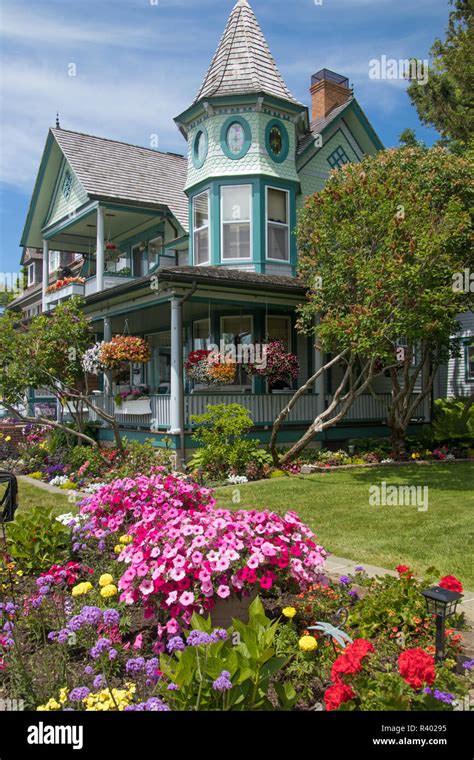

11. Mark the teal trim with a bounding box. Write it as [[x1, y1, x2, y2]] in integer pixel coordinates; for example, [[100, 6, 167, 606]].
[[43, 156, 66, 227], [220, 116, 251, 161], [192, 126, 208, 169], [42, 201, 98, 238], [349, 100, 384, 151], [210, 184, 220, 266], [189, 185, 212, 266], [175, 94, 305, 130], [21, 132, 55, 246], [265, 119, 289, 164]]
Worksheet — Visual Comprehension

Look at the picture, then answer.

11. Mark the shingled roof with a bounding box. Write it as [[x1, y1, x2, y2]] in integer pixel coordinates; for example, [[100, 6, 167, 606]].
[[193, 0, 302, 106], [51, 128, 189, 231], [297, 98, 353, 155]]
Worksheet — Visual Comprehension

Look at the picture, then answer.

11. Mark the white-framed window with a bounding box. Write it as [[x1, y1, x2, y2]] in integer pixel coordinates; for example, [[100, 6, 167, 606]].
[[221, 185, 252, 260], [49, 251, 61, 273], [193, 190, 210, 265], [266, 315, 291, 350], [193, 319, 211, 350], [266, 187, 289, 261], [27, 263, 35, 287]]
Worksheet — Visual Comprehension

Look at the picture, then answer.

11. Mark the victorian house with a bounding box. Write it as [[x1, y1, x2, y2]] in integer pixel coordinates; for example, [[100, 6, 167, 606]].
[[10, 0, 432, 452]]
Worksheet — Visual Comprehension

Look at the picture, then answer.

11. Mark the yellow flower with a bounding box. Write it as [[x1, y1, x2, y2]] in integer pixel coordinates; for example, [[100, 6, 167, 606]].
[[114, 545, 122, 554], [299, 635, 318, 652], [5, 436, 11, 442], [119, 535, 133, 545], [99, 573, 114, 587], [282, 607, 297, 619], [59, 687, 68, 705], [71, 581, 93, 597], [16, 570, 23, 577], [100, 584, 118, 599]]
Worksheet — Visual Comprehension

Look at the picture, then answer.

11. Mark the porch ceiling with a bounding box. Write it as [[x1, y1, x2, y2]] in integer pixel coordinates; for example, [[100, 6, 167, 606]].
[[44, 206, 163, 254]]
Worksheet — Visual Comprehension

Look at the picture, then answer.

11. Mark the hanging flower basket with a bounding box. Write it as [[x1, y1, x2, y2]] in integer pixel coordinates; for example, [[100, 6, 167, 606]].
[[245, 339, 299, 389], [185, 350, 236, 386], [81, 341, 106, 376], [99, 336, 151, 369]]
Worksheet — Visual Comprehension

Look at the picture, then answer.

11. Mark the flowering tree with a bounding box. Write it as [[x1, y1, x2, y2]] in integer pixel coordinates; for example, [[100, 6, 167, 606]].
[[272, 146, 472, 463], [0, 298, 125, 454]]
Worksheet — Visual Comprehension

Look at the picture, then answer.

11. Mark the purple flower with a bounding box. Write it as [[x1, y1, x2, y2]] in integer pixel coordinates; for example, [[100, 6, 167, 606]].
[[167, 636, 185, 653], [462, 659, 474, 670], [47, 631, 57, 641], [103, 609, 120, 627], [69, 687, 90, 702], [4, 603, 16, 615], [93, 675, 105, 690], [83, 666, 94, 676], [125, 657, 146, 674], [89, 637, 111, 659], [108, 648, 117, 661], [98, 540, 106, 552], [38, 586, 50, 596], [348, 590, 359, 599], [145, 657, 159, 678], [212, 670, 232, 692], [433, 690, 456, 705], [355, 566, 364, 572], [56, 629, 70, 644], [167, 683, 178, 691], [186, 630, 212, 647], [79, 606, 102, 625], [67, 616, 84, 632], [145, 697, 169, 711], [339, 575, 351, 586], [211, 628, 228, 641]]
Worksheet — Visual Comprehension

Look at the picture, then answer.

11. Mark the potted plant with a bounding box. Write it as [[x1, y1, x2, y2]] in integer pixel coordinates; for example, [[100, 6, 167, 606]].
[[245, 340, 299, 392], [185, 350, 236, 387]]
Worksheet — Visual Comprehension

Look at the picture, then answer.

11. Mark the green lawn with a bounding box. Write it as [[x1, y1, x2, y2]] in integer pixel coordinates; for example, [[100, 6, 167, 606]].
[[215, 463, 474, 588], [9, 480, 78, 518]]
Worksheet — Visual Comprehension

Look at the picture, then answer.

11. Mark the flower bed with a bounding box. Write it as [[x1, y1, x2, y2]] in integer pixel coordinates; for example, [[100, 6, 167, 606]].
[[0, 471, 471, 713], [45, 277, 85, 294]]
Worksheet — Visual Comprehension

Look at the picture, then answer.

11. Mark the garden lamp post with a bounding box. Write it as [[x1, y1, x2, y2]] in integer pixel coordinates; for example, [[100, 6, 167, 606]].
[[421, 586, 463, 662]]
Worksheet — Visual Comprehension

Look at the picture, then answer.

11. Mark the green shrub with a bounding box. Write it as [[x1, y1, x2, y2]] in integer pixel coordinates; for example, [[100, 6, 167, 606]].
[[189, 404, 269, 479], [111, 438, 174, 479], [6, 506, 72, 573], [432, 398, 474, 446]]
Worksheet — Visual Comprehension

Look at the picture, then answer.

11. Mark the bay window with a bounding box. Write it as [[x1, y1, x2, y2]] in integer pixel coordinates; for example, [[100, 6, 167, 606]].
[[266, 187, 289, 261], [193, 190, 210, 265], [221, 185, 251, 260]]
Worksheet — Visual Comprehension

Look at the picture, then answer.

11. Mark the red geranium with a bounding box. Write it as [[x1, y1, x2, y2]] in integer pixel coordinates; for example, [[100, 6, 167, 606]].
[[398, 648, 436, 689], [324, 682, 355, 711], [396, 564, 412, 576], [331, 639, 375, 682], [439, 575, 463, 593]]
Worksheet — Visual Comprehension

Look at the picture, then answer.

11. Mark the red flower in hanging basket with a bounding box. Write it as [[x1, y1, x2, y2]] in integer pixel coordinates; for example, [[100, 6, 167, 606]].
[[106, 242, 117, 251], [99, 336, 151, 369]]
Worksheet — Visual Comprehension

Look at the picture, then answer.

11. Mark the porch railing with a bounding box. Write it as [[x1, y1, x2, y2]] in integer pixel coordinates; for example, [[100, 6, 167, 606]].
[[326, 393, 424, 421], [69, 392, 425, 432]]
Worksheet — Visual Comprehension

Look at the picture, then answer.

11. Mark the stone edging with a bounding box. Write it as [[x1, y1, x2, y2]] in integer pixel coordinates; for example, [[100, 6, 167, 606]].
[[300, 458, 473, 474]]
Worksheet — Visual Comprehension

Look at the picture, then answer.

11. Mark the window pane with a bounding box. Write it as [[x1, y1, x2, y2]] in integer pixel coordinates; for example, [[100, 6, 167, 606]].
[[268, 188, 287, 224], [268, 223, 288, 260], [194, 228, 209, 264], [267, 316, 290, 349], [148, 237, 162, 270], [194, 192, 209, 229], [223, 223, 250, 259], [222, 186, 250, 222]]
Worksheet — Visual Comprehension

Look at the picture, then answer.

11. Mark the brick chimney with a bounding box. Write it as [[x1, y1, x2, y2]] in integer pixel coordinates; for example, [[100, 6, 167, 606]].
[[310, 69, 351, 123]]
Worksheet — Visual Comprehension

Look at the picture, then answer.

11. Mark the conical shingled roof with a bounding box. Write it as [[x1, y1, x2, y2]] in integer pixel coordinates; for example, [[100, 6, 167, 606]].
[[192, 0, 301, 106]]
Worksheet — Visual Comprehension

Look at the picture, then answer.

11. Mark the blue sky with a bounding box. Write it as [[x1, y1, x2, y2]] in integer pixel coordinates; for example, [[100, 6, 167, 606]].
[[0, 0, 450, 275]]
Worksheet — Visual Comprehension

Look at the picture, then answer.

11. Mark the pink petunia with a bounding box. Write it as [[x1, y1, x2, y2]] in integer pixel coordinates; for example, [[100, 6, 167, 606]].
[[179, 591, 195, 606], [217, 585, 231, 599]]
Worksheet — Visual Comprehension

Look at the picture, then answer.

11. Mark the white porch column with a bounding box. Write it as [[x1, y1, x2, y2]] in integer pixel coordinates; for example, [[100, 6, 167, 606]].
[[96, 205, 105, 293], [41, 239, 49, 312], [170, 297, 183, 434], [103, 317, 113, 398]]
